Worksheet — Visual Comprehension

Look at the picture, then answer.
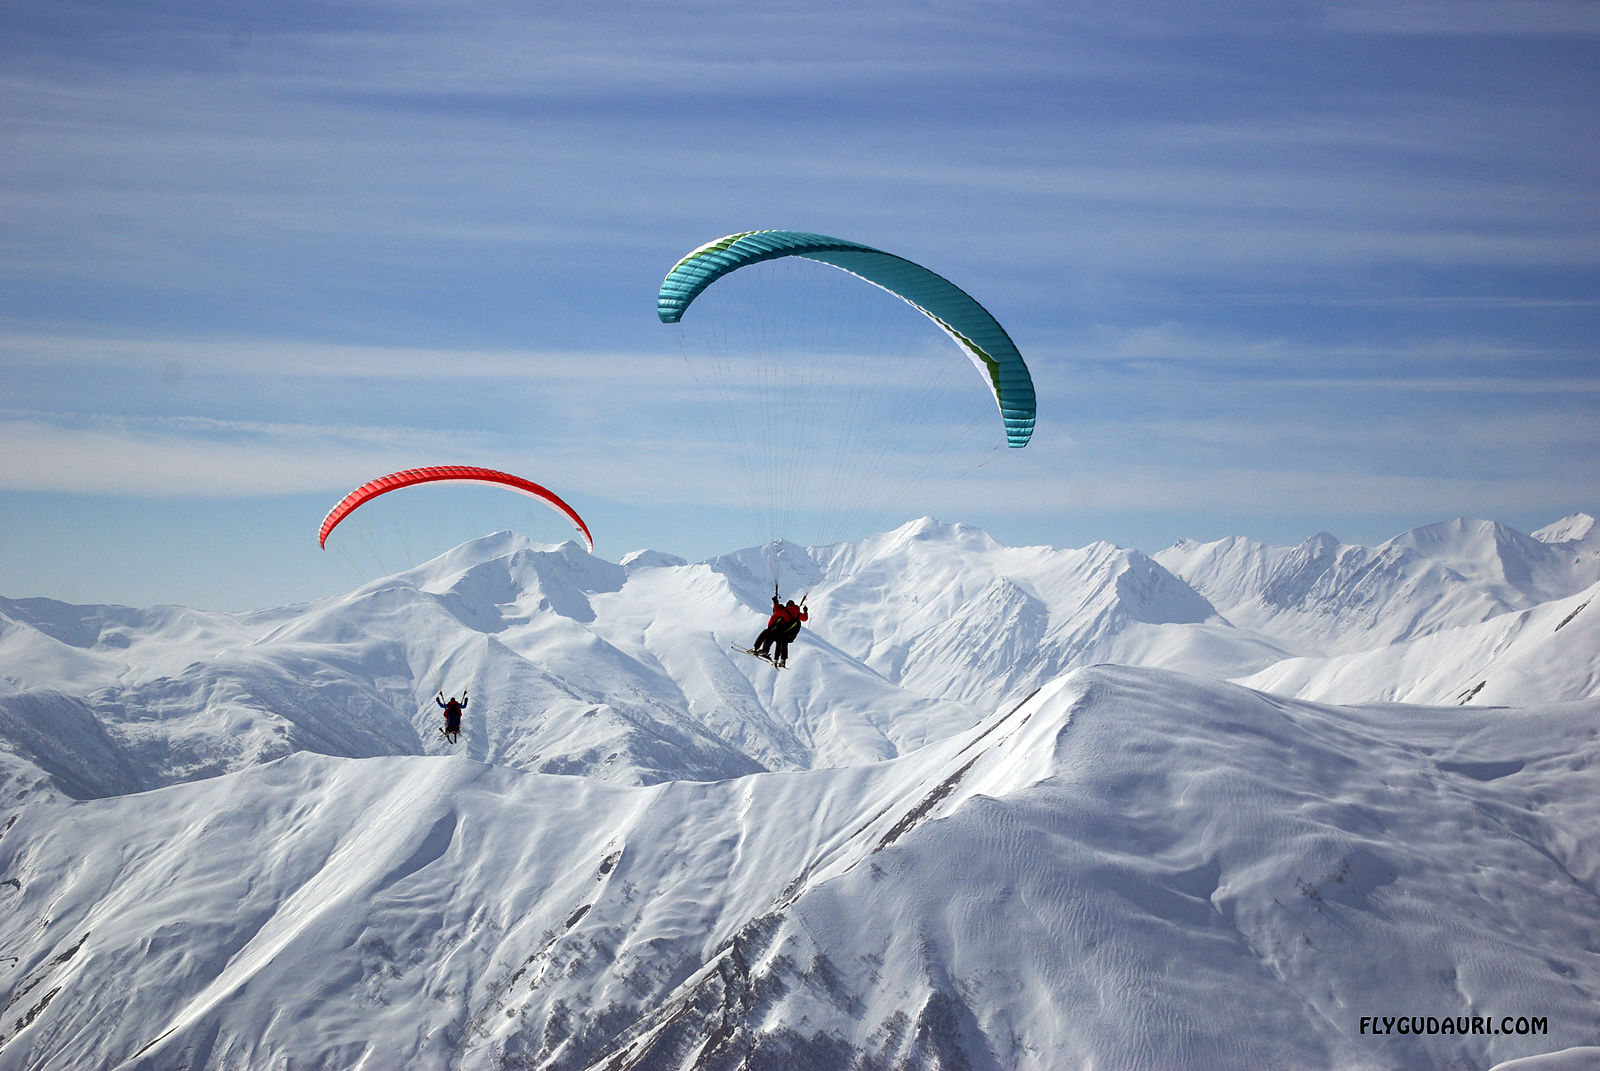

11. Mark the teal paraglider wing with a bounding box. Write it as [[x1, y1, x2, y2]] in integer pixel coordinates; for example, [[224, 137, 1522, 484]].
[[657, 230, 1035, 448]]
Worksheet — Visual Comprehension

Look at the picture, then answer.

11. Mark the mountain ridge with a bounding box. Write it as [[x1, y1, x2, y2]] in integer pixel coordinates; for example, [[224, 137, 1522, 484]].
[[4, 514, 1598, 808]]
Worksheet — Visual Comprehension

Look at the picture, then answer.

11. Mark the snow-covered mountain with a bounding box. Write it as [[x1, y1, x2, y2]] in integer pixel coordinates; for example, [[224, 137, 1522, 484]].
[[0, 518, 1293, 808], [1534, 512, 1600, 580], [6, 514, 1593, 810], [1, 513, 1598, 1069], [3, 667, 1596, 1070], [1151, 513, 1600, 706], [1238, 579, 1600, 706], [1152, 516, 1599, 656]]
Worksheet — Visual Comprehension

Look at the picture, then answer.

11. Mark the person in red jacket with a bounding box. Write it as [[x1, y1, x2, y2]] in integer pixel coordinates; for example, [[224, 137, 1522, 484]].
[[751, 591, 808, 667], [750, 594, 788, 660], [771, 599, 808, 668]]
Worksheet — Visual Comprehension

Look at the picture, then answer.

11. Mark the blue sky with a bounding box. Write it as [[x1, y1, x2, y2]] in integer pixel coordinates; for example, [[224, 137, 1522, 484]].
[[3, 0, 1597, 610]]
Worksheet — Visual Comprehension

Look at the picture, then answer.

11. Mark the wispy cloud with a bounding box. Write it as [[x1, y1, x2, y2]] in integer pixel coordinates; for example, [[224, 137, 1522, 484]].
[[1053, 321, 1600, 378], [1049, 465, 1600, 524], [0, 331, 992, 403], [1325, 0, 1600, 35], [0, 411, 474, 496]]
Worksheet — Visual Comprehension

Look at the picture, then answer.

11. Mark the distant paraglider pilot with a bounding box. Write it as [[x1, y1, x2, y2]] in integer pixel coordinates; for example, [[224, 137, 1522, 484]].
[[437, 690, 467, 743], [751, 589, 808, 668]]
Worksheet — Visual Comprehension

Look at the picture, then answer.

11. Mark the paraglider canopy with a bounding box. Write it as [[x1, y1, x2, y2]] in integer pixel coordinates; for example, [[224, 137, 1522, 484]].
[[658, 229, 1035, 448], [319, 465, 593, 551]]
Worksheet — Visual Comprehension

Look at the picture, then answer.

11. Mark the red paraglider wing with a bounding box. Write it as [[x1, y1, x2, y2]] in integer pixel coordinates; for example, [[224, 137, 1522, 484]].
[[318, 465, 593, 551]]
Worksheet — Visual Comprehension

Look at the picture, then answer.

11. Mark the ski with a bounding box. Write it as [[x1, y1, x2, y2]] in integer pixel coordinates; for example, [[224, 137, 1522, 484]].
[[730, 644, 787, 669]]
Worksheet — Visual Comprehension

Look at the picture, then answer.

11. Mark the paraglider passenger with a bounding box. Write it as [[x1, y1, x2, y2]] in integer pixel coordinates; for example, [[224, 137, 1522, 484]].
[[771, 601, 808, 668], [750, 594, 787, 659], [437, 690, 467, 743]]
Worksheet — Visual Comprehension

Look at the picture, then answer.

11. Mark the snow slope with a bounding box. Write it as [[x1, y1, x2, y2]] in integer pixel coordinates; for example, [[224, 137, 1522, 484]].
[[1, 667, 1595, 1070], [1238, 581, 1600, 706]]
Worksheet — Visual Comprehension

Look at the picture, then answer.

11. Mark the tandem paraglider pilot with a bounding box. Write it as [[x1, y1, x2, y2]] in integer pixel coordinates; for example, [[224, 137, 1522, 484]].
[[437, 689, 467, 743]]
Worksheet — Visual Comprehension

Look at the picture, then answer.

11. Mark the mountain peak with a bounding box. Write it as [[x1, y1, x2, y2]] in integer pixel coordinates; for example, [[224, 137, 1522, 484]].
[[1534, 513, 1597, 545], [890, 516, 1000, 552], [392, 531, 592, 580], [898, 515, 956, 539], [1301, 531, 1341, 557], [620, 549, 689, 571], [1384, 517, 1522, 562]]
